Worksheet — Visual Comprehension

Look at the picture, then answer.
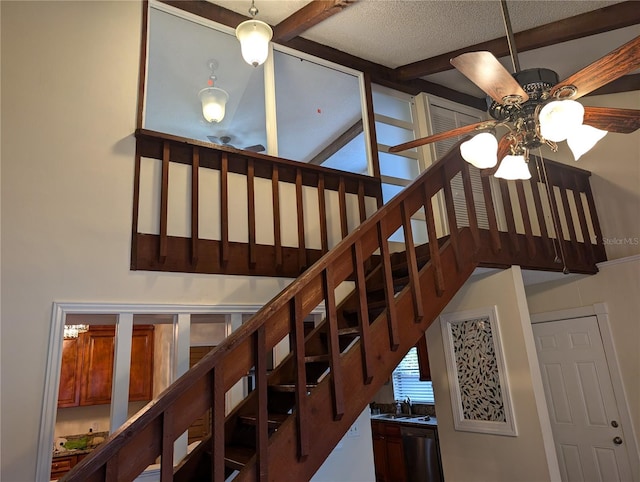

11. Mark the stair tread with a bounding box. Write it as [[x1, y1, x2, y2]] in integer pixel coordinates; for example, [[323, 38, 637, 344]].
[[269, 383, 317, 393], [239, 412, 288, 428], [337, 326, 360, 335], [225, 445, 254, 470], [305, 354, 329, 363]]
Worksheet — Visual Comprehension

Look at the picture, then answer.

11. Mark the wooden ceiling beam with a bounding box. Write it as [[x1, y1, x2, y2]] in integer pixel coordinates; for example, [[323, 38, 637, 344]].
[[309, 119, 363, 165], [394, 1, 640, 81], [273, 1, 357, 43]]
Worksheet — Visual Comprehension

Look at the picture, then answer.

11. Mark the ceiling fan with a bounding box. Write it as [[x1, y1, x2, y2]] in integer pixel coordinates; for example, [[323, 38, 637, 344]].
[[207, 135, 266, 153], [389, 1, 640, 180]]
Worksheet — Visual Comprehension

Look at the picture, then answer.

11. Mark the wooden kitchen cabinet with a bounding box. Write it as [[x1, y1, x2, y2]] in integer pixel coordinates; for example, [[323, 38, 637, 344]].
[[51, 453, 87, 480], [371, 420, 407, 482], [57, 325, 154, 407]]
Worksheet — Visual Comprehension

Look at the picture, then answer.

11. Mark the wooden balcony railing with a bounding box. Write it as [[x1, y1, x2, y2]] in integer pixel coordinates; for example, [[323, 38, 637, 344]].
[[132, 129, 383, 278]]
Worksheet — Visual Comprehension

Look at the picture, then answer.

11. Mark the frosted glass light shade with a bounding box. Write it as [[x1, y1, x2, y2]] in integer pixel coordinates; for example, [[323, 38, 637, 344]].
[[236, 19, 273, 67], [460, 132, 498, 168], [539, 100, 584, 142], [199, 87, 229, 123], [567, 124, 608, 161], [494, 155, 531, 180]]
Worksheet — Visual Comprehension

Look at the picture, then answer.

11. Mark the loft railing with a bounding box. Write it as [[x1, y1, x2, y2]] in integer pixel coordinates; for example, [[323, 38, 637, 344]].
[[132, 129, 383, 278], [65, 138, 605, 481]]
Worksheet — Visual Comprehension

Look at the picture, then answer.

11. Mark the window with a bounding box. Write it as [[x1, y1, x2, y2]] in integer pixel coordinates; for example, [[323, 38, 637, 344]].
[[392, 347, 435, 403]]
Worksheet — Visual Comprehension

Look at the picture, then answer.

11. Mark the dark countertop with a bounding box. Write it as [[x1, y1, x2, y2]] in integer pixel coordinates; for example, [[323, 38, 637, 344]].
[[371, 413, 438, 428], [52, 447, 94, 459]]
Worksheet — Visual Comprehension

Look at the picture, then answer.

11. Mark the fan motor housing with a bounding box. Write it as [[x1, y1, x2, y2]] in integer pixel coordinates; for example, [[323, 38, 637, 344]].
[[488, 68, 559, 121]]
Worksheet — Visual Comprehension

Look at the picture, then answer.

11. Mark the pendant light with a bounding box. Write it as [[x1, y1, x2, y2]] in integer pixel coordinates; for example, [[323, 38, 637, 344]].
[[235, 1, 273, 67], [460, 132, 499, 169], [538, 99, 584, 142], [199, 60, 229, 123], [567, 124, 607, 161]]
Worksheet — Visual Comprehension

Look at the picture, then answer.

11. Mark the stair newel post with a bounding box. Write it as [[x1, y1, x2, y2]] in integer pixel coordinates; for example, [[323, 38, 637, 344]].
[[295, 168, 307, 271], [441, 165, 462, 271], [422, 186, 445, 297], [318, 174, 329, 255], [377, 221, 400, 351], [191, 147, 200, 265], [160, 406, 175, 482], [220, 152, 229, 268], [254, 326, 269, 480], [210, 366, 225, 482], [322, 265, 345, 420], [480, 174, 502, 255], [353, 239, 374, 384], [159, 140, 170, 263], [460, 162, 480, 250], [400, 201, 424, 323], [290, 296, 310, 459], [248, 158, 257, 267], [272, 165, 283, 269]]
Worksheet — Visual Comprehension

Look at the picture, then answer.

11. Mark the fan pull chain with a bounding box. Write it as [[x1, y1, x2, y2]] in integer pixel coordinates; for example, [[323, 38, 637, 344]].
[[536, 150, 568, 274]]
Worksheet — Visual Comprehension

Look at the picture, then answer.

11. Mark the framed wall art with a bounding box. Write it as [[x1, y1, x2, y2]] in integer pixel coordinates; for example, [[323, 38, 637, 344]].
[[440, 306, 517, 436]]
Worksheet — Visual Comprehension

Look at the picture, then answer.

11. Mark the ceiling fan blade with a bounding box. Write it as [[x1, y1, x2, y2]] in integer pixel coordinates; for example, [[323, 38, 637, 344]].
[[450, 51, 529, 105], [206, 135, 221, 144], [550, 35, 640, 100], [583, 106, 640, 134], [244, 144, 266, 153], [388, 121, 496, 153]]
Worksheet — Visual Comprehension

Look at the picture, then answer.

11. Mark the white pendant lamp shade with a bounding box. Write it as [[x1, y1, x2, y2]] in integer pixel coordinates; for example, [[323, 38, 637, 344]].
[[199, 87, 229, 123], [567, 124, 608, 161], [539, 100, 584, 142], [494, 155, 531, 180], [236, 19, 273, 67], [460, 132, 499, 168]]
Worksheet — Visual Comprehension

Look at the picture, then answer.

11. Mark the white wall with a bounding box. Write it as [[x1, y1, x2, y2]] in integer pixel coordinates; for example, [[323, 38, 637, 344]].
[[525, 256, 640, 459], [0, 3, 288, 480], [425, 267, 559, 482]]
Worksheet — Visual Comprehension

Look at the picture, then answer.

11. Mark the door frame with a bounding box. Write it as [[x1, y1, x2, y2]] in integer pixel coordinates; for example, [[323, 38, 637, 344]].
[[530, 302, 640, 481]]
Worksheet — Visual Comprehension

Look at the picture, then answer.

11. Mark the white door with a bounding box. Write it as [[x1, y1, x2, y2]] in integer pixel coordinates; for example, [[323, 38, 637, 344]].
[[533, 316, 633, 482]]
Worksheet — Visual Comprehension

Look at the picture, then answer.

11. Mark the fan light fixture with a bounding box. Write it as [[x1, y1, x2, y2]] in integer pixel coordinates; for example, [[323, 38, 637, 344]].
[[494, 155, 531, 180], [460, 132, 498, 169], [199, 60, 229, 123], [235, 1, 273, 67]]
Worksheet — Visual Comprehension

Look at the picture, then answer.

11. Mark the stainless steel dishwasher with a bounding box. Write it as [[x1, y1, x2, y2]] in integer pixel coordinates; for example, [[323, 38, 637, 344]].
[[400, 425, 443, 482]]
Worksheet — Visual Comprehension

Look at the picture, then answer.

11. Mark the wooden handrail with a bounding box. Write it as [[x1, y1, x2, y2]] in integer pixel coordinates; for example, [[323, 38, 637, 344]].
[[65, 137, 605, 482]]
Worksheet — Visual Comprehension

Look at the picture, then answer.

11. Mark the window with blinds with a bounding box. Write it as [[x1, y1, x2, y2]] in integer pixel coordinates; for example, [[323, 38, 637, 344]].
[[392, 347, 435, 403]]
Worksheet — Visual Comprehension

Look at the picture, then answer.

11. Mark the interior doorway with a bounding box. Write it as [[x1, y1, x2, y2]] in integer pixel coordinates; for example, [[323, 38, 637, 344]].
[[531, 305, 637, 481]]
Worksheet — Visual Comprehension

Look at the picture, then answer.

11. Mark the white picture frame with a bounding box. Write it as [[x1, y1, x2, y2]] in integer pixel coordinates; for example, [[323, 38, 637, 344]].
[[440, 306, 517, 436]]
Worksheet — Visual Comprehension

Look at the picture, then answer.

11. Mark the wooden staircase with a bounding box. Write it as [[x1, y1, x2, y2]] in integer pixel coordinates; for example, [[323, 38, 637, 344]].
[[61, 138, 604, 482]]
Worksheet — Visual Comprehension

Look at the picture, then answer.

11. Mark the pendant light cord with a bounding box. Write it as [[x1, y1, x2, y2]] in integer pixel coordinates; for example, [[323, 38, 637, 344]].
[[500, 0, 521, 73]]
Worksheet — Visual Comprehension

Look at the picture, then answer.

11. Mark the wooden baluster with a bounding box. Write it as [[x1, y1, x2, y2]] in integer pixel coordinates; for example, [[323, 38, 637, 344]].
[[572, 173, 595, 264], [559, 171, 582, 264], [582, 176, 605, 256], [272, 165, 283, 269], [323, 266, 345, 419], [220, 153, 229, 268], [353, 240, 374, 384], [358, 181, 367, 225], [191, 147, 199, 265], [255, 326, 268, 480], [339, 176, 348, 239], [480, 175, 502, 254], [210, 367, 225, 482], [296, 168, 306, 271], [290, 297, 309, 459], [498, 179, 520, 255], [460, 163, 480, 248], [401, 202, 424, 322], [159, 141, 170, 263], [247, 159, 256, 267], [106, 453, 119, 481], [529, 164, 552, 257], [377, 222, 400, 351], [441, 168, 462, 270], [515, 180, 536, 259], [160, 407, 174, 482], [318, 174, 329, 255], [423, 187, 445, 297]]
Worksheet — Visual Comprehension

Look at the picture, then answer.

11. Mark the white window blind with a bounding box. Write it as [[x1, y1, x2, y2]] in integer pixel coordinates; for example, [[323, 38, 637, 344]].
[[392, 347, 435, 403]]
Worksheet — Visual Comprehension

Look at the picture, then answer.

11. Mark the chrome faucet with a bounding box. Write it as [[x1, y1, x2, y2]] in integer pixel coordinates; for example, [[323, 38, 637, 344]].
[[405, 397, 412, 415]]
